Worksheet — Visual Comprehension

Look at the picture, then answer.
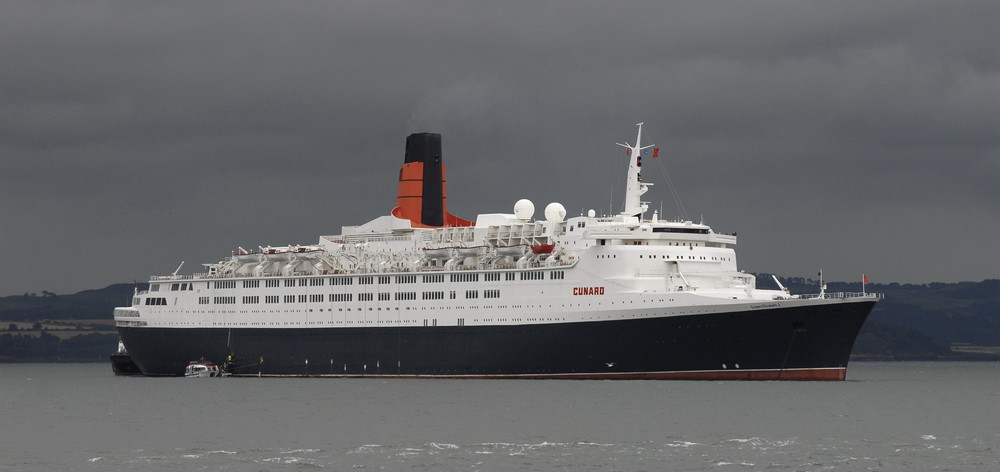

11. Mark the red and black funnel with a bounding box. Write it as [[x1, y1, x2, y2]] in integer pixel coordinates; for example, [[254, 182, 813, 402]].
[[391, 133, 473, 228]]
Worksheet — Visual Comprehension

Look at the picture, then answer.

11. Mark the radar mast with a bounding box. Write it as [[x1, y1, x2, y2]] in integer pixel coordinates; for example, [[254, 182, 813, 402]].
[[616, 122, 655, 220]]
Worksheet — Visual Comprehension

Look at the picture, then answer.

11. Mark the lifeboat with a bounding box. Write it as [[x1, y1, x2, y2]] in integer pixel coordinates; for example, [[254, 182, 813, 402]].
[[531, 244, 555, 254], [495, 244, 527, 256], [422, 247, 451, 258], [457, 246, 487, 256]]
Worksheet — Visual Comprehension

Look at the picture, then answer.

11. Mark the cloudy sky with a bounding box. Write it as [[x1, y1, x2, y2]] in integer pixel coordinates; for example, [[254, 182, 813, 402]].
[[2, 1, 997, 295]]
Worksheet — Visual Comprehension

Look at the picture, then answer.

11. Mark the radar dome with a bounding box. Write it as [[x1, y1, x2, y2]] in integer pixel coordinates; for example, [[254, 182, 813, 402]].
[[587, 209, 596, 218], [513, 199, 535, 220], [544, 202, 566, 222]]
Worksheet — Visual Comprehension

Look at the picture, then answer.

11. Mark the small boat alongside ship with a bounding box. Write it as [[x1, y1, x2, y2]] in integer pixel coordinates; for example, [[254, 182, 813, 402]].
[[184, 361, 230, 378], [114, 123, 880, 380]]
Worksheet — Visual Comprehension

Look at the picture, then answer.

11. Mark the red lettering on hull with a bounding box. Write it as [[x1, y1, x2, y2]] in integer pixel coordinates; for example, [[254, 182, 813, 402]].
[[573, 287, 605, 295]]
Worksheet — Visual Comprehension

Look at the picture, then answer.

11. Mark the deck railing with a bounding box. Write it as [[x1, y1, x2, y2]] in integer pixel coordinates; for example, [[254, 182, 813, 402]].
[[799, 292, 884, 300]]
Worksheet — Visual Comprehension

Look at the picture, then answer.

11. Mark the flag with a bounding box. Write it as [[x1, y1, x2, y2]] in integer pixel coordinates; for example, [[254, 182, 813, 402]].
[[626, 148, 631, 156], [653, 148, 660, 158], [863, 274, 869, 283]]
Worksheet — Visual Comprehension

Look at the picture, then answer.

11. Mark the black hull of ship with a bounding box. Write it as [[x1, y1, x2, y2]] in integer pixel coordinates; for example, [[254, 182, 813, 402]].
[[118, 300, 874, 380], [110, 353, 143, 376]]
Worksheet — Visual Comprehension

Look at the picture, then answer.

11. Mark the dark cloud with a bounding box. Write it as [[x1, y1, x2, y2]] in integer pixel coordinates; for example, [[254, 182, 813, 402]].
[[1, 1, 997, 295]]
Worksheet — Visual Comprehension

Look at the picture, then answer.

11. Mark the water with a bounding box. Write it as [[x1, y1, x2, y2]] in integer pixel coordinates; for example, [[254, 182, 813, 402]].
[[2, 362, 998, 471]]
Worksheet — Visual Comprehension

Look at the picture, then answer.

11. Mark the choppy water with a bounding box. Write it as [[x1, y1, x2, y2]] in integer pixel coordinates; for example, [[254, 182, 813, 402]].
[[2, 362, 998, 471]]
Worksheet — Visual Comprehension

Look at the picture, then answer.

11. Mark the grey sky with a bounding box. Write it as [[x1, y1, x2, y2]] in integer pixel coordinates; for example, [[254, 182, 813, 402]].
[[2, 1, 997, 295]]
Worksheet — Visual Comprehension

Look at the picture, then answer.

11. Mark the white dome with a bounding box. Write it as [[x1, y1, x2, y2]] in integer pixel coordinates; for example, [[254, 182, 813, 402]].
[[513, 199, 535, 220], [587, 209, 596, 218], [544, 202, 566, 222]]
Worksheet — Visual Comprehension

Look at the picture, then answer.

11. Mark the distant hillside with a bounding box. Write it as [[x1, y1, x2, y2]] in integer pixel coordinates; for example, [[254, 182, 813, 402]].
[[1, 279, 998, 362], [0, 284, 141, 361], [0, 284, 144, 321]]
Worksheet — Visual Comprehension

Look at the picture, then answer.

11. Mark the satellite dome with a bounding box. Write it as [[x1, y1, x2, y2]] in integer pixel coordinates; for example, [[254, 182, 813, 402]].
[[513, 199, 535, 220], [587, 209, 596, 218], [544, 202, 566, 222]]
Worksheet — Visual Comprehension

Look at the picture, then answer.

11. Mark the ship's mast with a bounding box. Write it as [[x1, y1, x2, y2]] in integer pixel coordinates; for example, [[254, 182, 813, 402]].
[[616, 122, 655, 219]]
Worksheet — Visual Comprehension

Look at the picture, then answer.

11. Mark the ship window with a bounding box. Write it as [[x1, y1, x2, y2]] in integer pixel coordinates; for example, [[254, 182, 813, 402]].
[[284, 295, 295, 303], [298, 279, 308, 287], [171, 284, 179, 291], [150, 284, 160, 292], [652, 227, 709, 234]]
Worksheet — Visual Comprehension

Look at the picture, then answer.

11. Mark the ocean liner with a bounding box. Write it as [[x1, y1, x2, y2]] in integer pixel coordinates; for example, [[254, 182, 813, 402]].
[[114, 123, 879, 380]]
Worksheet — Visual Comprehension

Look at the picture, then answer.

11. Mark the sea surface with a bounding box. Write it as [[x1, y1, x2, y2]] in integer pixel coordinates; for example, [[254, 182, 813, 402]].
[[2, 362, 998, 471]]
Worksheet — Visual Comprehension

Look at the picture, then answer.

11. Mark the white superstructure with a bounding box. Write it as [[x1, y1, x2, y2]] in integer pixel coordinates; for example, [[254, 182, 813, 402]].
[[116, 124, 873, 334]]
